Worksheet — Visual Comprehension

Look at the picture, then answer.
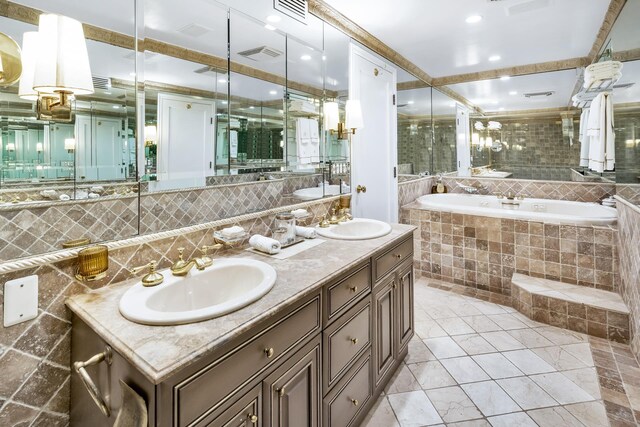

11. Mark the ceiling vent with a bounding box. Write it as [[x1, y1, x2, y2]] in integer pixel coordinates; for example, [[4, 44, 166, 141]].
[[274, 0, 307, 24], [613, 82, 635, 89], [502, 0, 551, 16], [178, 23, 213, 37], [194, 65, 228, 76], [92, 76, 112, 90], [524, 91, 555, 98], [237, 46, 284, 62]]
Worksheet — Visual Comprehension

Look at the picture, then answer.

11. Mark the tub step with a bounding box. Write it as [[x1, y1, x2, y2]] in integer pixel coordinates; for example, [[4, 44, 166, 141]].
[[511, 273, 630, 343]]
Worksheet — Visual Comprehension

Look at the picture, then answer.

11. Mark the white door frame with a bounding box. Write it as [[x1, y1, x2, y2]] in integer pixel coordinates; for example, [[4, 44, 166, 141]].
[[456, 104, 471, 177]]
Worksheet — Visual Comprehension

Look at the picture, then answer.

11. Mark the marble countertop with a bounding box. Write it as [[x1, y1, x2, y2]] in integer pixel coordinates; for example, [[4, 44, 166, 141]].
[[66, 224, 415, 384]]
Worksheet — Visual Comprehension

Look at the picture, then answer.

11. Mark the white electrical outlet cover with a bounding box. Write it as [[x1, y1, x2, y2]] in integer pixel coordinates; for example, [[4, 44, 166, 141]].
[[4, 275, 38, 327]]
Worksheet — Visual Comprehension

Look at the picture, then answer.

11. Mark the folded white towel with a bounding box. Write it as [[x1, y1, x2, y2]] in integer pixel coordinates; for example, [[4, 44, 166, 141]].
[[249, 235, 281, 254], [59, 194, 70, 201], [90, 186, 104, 193], [40, 189, 57, 198], [291, 209, 309, 218], [295, 226, 316, 239], [88, 193, 100, 199], [221, 225, 245, 239]]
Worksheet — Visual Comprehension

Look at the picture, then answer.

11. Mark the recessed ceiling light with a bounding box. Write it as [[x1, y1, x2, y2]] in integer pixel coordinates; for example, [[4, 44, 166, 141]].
[[407, 100, 415, 105], [489, 55, 501, 62], [500, 76, 511, 81], [322, 55, 327, 61], [222, 101, 228, 105], [264, 24, 276, 31], [509, 91, 518, 95], [300, 54, 312, 61], [465, 15, 482, 24], [218, 78, 227, 83], [269, 90, 277, 95], [112, 105, 121, 109], [499, 107, 505, 111], [129, 72, 136, 77], [266, 15, 281, 23], [249, 106, 255, 109]]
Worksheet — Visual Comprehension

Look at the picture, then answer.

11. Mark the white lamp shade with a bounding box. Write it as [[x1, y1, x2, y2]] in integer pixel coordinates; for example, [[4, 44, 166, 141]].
[[485, 136, 493, 148], [64, 138, 75, 150], [18, 31, 40, 100], [345, 100, 364, 130], [33, 14, 94, 95], [36, 142, 43, 152], [471, 133, 480, 146], [6, 143, 15, 151], [144, 125, 157, 142], [324, 101, 339, 130]]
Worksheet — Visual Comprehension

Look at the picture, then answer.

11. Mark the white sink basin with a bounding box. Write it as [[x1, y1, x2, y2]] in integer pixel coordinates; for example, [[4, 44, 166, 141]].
[[119, 258, 277, 325], [316, 218, 392, 240], [293, 184, 351, 201]]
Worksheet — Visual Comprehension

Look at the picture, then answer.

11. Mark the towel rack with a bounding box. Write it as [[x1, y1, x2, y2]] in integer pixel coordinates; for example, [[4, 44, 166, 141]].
[[73, 346, 113, 417]]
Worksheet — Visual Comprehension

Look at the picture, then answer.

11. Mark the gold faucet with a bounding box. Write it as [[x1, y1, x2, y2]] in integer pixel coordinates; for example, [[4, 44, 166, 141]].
[[319, 215, 330, 228], [171, 248, 203, 276], [130, 261, 164, 287], [329, 208, 340, 225]]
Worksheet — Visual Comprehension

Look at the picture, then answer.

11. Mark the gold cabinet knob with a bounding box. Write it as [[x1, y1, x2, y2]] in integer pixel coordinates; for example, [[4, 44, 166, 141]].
[[393, 253, 402, 259], [350, 337, 358, 345], [349, 285, 358, 293], [264, 347, 274, 358], [248, 414, 258, 424], [356, 185, 367, 194], [392, 283, 397, 289], [278, 386, 286, 397], [351, 398, 359, 406]]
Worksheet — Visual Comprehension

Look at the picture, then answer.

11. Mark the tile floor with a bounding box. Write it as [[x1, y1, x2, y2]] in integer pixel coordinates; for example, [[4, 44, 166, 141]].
[[360, 278, 640, 427]]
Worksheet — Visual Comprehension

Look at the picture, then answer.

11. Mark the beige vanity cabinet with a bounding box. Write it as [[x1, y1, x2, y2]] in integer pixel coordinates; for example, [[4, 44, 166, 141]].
[[70, 235, 414, 427]]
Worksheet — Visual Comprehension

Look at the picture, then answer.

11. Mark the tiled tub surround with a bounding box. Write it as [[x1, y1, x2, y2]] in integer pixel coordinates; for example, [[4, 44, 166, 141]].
[[617, 196, 640, 361], [0, 195, 337, 425], [617, 183, 640, 206], [398, 176, 435, 215], [402, 205, 619, 296]]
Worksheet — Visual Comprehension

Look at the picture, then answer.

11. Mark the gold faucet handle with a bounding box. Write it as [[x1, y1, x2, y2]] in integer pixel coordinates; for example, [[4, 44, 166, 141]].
[[494, 192, 504, 199], [177, 247, 185, 260], [129, 261, 164, 287], [130, 260, 158, 275], [201, 244, 223, 255]]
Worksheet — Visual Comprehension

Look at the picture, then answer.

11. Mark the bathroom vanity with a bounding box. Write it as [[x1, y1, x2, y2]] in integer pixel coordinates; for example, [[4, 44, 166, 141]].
[[67, 225, 415, 427]]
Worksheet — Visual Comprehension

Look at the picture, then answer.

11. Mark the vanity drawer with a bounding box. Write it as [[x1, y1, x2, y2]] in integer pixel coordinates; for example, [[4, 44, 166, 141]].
[[323, 298, 371, 393], [324, 261, 371, 325], [205, 384, 262, 427], [175, 294, 321, 427], [323, 351, 372, 427], [374, 237, 413, 282]]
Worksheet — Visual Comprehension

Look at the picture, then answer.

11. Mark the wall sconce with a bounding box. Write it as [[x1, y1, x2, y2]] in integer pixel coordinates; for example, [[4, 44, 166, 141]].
[[0, 32, 22, 86], [19, 14, 94, 122], [144, 125, 157, 146], [325, 100, 364, 140], [36, 142, 43, 153], [6, 142, 15, 152], [64, 138, 76, 153]]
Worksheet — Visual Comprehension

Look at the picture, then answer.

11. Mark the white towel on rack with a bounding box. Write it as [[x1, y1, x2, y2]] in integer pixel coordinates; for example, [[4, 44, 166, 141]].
[[308, 118, 320, 163], [229, 130, 238, 159], [579, 109, 590, 167], [296, 118, 312, 164], [587, 93, 615, 173]]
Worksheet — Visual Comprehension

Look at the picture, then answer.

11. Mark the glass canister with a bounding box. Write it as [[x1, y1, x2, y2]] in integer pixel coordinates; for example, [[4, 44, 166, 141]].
[[274, 213, 296, 245]]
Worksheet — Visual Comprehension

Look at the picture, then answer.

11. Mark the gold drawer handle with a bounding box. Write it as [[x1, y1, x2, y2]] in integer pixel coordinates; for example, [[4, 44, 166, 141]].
[[351, 398, 359, 406], [393, 253, 402, 259], [264, 347, 274, 358], [350, 337, 358, 345], [73, 346, 112, 417], [349, 285, 358, 293], [278, 387, 286, 397], [248, 414, 258, 424], [392, 283, 397, 289]]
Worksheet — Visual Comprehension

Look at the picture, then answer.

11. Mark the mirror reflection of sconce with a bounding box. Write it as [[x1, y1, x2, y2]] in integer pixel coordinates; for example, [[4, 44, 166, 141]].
[[144, 125, 157, 146], [18, 14, 94, 122], [6, 142, 15, 152], [325, 100, 364, 140], [36, 142, 43, 153], [0, 32, 22, 86], [64, 138, 76, 153]]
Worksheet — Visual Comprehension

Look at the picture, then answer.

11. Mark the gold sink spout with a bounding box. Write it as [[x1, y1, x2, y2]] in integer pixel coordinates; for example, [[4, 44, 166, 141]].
[[170, 245, 223, 276]]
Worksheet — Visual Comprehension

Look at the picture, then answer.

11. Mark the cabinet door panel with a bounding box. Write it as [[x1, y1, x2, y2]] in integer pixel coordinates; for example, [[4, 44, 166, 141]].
[[372, 275, 396, 389], [206, 384, 262, 427], [397, 263, 414, 355]]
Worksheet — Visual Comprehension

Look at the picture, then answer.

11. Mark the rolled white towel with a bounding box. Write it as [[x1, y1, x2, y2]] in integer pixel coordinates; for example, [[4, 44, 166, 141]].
[[249, 235, 281, 254], [59, 194, 71, 201], [291, 209, 308, 218], [220, 225, 245, 239], [88, 192, 100, 199], [295, 226, 316, 239], [90, 186, 104, 193]]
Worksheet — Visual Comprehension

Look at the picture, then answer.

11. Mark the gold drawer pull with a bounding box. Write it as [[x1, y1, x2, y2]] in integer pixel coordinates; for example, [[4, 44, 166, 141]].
[[264, 347, 274, 358], [393, 253, 402, 259], [278, 387, 286, 397], [392, 283, 397, 289], [349, 285, 358, 293], [248, 414, 258, 424], [73, 346, 112, 417], [350, 337, 358, 345], [351, 398, 359, 406]]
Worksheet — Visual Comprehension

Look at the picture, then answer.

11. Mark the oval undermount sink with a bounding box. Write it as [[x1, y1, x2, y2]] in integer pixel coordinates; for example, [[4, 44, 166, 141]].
[[119, 258, 277, 325], [316, 218, 392, 240]]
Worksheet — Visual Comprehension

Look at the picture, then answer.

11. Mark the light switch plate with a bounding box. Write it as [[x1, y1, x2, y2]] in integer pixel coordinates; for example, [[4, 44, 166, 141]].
[[4, 275, 38, 327]]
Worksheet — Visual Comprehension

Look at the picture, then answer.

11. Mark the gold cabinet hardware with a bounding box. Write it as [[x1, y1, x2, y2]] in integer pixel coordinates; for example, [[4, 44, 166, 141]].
[[76, 245, 109, 282], [130, 260, 164, 287], [373, 68, 379, 76], [392, 283, 397, 289], [73, 346, 112, 417], [186, 103, 192, 109], [248, 414, 258, 424], [264, 347, 274, 358], [350, 337, 358, 345], [356, 185, 367, 194], [277, 386, 285, 397], [351, 398, 359, 406], [349, 285, 358, 293]]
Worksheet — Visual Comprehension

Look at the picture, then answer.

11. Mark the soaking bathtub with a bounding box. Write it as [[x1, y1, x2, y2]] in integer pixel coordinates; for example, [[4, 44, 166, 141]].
[[415, 193, 617, 226]]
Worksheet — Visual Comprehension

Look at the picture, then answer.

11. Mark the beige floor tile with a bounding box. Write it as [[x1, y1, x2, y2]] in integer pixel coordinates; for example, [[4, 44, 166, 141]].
[[496, 376, 557, 410], [425, 386, 483, 423], [450, 304, 484, 317], [446, 420, 491, 427], [407, 361, 457, 390], [564, 401, 609, 427], [487, 412, 537, 427], [385, 365, 422, 395], [424, 337, 467, 359], [480, 331, 527, 352], [486, 313, 528, 330], [536, 326, 587, 345], [387, 391, 443, 427], [532, 346, 587, 371], [527, 406, 583, 427], [360, 396, 400, 427], [530, 372, 595, 405], [415, 320, 448, 339], [461, 381, 521, 416], [561, 368, 601, 400], [506, 328, 554, 348], [452, 334, 497, 355], [441, 357, 491, 384], [503, 349, 556, 375], [561, 343, 595, 366], [472, 353, 524, 379], [436, 317, 476, 336], [471, 301, 509, 316], [508, 311, 547, 328], [404, 338, 436, 364], [461, 315, 503, 333]]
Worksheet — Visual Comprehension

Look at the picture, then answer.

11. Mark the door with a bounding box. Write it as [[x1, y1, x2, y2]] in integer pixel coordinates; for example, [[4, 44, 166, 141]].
[[396, 263, 415, 355], [207, 384, 263, 427], [372, 275, 396, 390], [264, 340, 321, 427], [94, 117, 125, 180], [157, 93, 216, 185], [75, 115, 95, 180], [349, 44, 398, 222], [456, 104, 471, 176]]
